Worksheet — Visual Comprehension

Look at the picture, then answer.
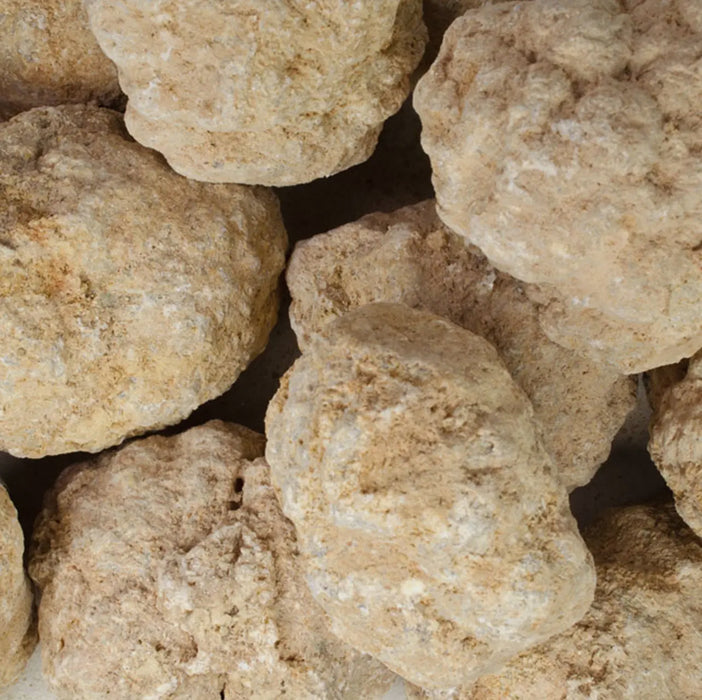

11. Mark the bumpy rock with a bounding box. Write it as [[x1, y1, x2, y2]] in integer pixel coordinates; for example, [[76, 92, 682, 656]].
[[414, 0, 702, 372], [29, 421, 395, 700], [0, 105, 287, 457], [649, 350, 702, 537], [0, 1, 120, 116], [84, 0, 426, 186], [265, 303, 595, 691], [287, 201, 635, 490], [0, 485, 37, 690]]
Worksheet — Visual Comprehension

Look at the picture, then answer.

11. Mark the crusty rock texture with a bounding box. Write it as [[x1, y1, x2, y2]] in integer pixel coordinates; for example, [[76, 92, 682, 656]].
[[408, 503, 702, 699], [0, 485, 37, 690], [0, 1, 120, 116], [265, 303, 595, 691], [649, 350, 702, 537], [29, 421, 395, 700], [0, 105, 287, 458], [84, 0, 427, 186], [287, 201, 635, 490], [414, 0, 702, 373]]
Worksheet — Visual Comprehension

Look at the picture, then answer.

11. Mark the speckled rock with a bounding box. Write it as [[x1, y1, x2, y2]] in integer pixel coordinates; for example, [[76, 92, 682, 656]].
[[265, 303, 595, 691], [0, 105, 287, 458], [84, 0, 426, 185], [0, 485, 37, 690], [414, 0, 702, 373], [649, 350, 702, 537], [29, 421, 395, 700], [287, 201, 635, 490], [0, 1, 120, 117]]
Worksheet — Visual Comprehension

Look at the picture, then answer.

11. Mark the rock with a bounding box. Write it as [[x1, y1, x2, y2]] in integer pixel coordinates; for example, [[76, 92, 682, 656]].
[[287, 201, 635, 490], [414, 0, 702, 373], [0, 105, 287, 457], [265, 303, 596, 691], [649, 350, 702, 537], [84, 0, 427, 185], [0, 485, 37, 691], [28, 421, 395, 700], [0, 1, 120, 117]]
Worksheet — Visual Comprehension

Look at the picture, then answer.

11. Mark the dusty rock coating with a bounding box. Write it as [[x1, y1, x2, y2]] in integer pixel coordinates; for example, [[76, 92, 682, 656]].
[[287, 201, 635, 490], [0, 1, 120, 117], [0, 105, 287, 457], [29, 421, 395, 700], [265, 303, 595, 691], [649, 350, 702, 538], [0, 485, 37, 690], [84, 0, 427, 186], [414, 0, 702, 372]]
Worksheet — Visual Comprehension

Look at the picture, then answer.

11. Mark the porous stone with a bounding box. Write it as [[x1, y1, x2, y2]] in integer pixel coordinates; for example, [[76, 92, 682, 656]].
[[84, 0, 427, 185], [287, 201, 635, 490], [0, 105, 287, 457], [414, 0, 702, 373], [649, 350, 702, 537], [0, 485, 37, 690], [28, 421, 395, 700], [265, 303, 596, 691], [0, 1, 120, 116]]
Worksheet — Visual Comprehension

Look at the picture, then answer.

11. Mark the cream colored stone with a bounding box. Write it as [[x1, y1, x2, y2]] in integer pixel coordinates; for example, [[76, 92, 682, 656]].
[[649, 350, 702, 537], [265, 303, 595, 691], [0, 105, 287, 457], [0, 1, 120, 116], [84, 0, 426, 185], [29, 421, 395, 700], [414, 0, 702, 373], [0, 485, 37, 691], [287, 201, 635, 490]]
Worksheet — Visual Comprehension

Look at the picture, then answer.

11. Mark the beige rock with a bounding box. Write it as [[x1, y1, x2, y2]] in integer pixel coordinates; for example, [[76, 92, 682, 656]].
[[0, 485, 37, 690], [265, 303, 595, 691], [414, 0, 702, 373], [0, 105, 287, 457], [649, 350, 702, 537], [29, 421, 395, 700], [287, 201, 635, 490], [84, 0, 427, 186], [0, 1, 120, 117]]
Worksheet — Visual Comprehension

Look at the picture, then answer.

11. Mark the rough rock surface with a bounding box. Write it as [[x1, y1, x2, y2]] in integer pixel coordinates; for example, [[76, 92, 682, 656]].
[[29, 421, 395, 700], [0, 1, 120, 117], [0, 485, 37, 690], [414, 0, 702, 372], [265, 303, 596, 691], [84, 0, 426, 186], [0, 105, 287, 457], [287, 201, 635, 490], [649, 350, 702, 537]]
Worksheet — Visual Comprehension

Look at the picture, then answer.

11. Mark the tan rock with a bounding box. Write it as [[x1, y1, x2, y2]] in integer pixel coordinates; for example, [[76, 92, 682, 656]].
[[0, 105, 287, 457], [265, 303, 595, 691], [414, 0, 702, 373], [0, 1, 120, 117], [287, 201, 635, 490], [0, 485, 37, 690], [29, 421, 395, 700], [84, 0, 427, 185], [649, 350, 702, 537]]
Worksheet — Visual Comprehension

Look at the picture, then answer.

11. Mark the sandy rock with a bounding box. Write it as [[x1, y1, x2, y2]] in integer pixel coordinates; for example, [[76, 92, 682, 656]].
[[29, 421, 395, 700], [265, 303, 595, 691], [0, 486, 37, 690], [0, 1, 120, 117], [287, 201, 635, 490], [84, 0, 426, 186], [414, 0, 702, 373], [0, 105, 287, 458], [649, 350, 702, 537]]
